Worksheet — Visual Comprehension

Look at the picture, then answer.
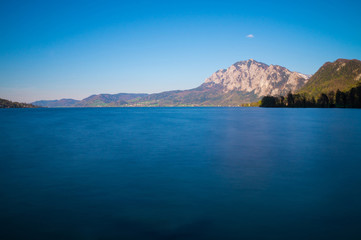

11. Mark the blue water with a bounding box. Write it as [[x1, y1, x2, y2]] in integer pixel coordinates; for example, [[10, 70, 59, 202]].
[[1, 108, 361, 240]]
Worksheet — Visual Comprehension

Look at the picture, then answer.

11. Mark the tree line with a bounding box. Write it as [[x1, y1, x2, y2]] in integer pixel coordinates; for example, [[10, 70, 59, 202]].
[[260, 84, 361, 108], [0, 98, 39, 108]]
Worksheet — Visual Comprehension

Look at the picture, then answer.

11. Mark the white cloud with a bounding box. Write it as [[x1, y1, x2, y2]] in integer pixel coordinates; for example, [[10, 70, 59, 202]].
[[246, 34, 254, 38]]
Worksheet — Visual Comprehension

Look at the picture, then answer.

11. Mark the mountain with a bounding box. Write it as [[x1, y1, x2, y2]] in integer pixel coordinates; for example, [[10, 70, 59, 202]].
[[0, 98, 40, 108], [33, 93, 148, 107], [298, 59, 361, 97], [131, 84, 262, 106], [74, 93, 148, 107], [126, 59, 310, 106], [32, 98, 80, 107], [204, 59, 310, 97], [32, 59, 310, 107]]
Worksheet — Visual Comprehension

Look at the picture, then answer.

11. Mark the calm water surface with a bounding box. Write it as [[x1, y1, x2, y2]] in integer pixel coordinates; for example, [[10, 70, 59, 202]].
[[1, 108, 361, 240]]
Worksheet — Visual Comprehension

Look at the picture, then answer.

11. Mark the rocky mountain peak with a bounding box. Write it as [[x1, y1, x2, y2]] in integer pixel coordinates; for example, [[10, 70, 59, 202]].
[[204, 59, 310, 97]]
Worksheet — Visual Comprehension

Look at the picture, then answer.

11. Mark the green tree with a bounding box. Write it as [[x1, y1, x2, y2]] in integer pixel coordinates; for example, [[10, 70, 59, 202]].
[[318, 94, 329, 108], [356, 85, 361, 107], [328, 91, 335, 106], [349, 88, 356, 107], [341, 92, 348, 107], [301, 94, 307, 107], [336, 89, 342, 106], [260, 96, 277, 107], [279, 96, 285, 106], [311, 97, 316, 107], [287, 92, 294, 107]]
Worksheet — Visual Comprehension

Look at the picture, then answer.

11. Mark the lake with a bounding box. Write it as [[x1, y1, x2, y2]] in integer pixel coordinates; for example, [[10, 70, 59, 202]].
[[1, 107, 361, 240]]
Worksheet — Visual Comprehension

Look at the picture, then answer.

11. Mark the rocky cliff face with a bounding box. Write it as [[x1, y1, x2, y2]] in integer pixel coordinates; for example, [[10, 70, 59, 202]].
[[204, 59, 310, 97]]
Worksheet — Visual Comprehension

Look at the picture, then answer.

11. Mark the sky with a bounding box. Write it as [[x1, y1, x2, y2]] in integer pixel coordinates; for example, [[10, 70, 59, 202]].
[[1, 0, 361, 102]]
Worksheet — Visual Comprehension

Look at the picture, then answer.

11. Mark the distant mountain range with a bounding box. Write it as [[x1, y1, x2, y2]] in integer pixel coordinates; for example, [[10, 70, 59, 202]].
[[4, 58, 359, 108], [76, 93, 148, 107], [31, 99, 80, 108], [32, 59, 311, 107]]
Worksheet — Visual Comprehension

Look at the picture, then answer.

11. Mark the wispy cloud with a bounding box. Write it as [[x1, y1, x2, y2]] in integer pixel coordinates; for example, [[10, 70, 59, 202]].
[[246, 34, 254, 38]]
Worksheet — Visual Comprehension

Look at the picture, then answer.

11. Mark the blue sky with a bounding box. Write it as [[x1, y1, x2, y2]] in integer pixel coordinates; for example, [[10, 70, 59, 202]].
[[1, 0, 361, 102]]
